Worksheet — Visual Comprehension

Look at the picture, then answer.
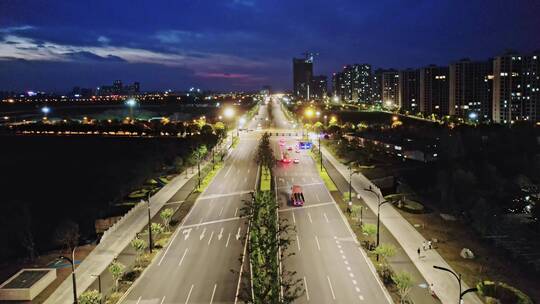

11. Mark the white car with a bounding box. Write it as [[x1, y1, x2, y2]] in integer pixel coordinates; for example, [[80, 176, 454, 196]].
[[293, 158, 300, 164]]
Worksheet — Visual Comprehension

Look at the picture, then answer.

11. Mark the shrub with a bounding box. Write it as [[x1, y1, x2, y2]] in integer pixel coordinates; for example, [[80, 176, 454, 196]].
[[477, 281, 533, 304], [78, 290, 101, 304]]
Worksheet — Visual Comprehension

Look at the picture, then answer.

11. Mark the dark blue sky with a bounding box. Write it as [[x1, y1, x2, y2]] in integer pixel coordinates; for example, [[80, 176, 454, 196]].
[[0, 0, 539, 92]]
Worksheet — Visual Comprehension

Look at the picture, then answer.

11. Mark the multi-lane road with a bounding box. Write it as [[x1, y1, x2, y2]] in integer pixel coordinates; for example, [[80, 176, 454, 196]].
[[120, 101, 391, 303], [270, 100, 392, 303], [121, 105, 266, 304]]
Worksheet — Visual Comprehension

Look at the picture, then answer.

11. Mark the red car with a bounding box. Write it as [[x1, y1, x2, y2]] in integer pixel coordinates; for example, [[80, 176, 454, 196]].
[[291, 185, 305, 206]]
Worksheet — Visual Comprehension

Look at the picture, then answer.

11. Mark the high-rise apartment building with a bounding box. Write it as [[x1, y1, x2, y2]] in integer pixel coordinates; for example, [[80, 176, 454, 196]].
[[293, 57, 313, 99], [331, 64, 373, 103], [311, 75, 327, 99], [381, 69, 400, 107], [420, 65, 450, 116], [492, 51, 540, 124], [449, 59, 493, 120], [399, 69, 420, 113]]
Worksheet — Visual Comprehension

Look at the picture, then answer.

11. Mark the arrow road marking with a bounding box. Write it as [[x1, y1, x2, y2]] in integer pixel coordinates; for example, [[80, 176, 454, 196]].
[[183, 228, 192, 240], [226, 233, 231, 247], [218, 227, 224, 240], [200, 227, 206, 240], [208, 231, 214, 245], [236, 227, 242, 240]]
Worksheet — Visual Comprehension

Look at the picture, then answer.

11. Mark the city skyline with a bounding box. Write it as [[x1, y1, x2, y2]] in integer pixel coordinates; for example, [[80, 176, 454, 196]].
[[1, 0, 539, 92]]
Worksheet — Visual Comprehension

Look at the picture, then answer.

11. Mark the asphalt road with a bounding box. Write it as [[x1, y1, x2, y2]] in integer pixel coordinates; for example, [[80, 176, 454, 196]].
[[121, 105, 266, 304], [270, 100, 392, 303]]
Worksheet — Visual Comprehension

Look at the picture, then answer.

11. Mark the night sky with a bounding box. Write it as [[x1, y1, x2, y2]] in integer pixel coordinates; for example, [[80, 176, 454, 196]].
[[0, 0, 539, 92]]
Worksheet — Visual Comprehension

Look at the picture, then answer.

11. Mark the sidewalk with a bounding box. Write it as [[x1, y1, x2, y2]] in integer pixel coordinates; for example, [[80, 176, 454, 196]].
[[45, 154, 218, 304], [320, 146, 483, 304]]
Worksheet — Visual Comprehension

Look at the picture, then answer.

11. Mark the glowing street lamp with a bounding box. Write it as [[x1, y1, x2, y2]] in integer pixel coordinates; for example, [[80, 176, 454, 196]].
[[125, 98, 137, 121], [41, 106, 50, 117]]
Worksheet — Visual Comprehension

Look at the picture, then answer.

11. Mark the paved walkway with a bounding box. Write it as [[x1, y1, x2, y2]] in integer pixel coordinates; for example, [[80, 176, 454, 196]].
[[45, 142, 229, 304], [321, 146, 483, 304]]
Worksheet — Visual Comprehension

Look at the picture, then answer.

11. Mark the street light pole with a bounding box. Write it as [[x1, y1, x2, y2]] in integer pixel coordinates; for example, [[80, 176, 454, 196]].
[[433, 265, 478, 303], [365, 187, 389, 261], [59, 255, 77, 304], [146, 193, 153, 253], [90, 274, 102, 304]]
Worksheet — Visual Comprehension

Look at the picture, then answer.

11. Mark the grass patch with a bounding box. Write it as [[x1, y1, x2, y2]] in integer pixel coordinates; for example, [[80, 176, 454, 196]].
[[260, 166, 271, 191], [232, 136, 239, 149], [196, 162, 223, 192], [309, 149, 338, 191]]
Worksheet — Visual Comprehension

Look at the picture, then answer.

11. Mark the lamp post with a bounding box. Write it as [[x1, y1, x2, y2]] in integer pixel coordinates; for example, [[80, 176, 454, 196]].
[[125, 98, 137, 122], [146, 193, 153, 253], [58, 255, 78, 304], [433, 266, 478, 303], [365, 187, 389, 260], [90, 274, 102, 304], [223, 107, 236, 144]]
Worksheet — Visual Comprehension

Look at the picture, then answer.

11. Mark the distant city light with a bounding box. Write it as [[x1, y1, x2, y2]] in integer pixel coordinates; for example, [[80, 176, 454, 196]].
[[125, 98, 137, 107], [41, 106, 50, 114], [468, 112, 478, 120]]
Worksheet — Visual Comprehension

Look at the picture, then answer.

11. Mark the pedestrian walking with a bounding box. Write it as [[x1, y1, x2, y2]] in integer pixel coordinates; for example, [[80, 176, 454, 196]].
[[417, 247, 421, 258], [428, 240, 432, 250]]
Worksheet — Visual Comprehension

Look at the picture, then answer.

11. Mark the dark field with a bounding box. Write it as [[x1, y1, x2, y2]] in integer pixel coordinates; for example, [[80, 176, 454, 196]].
[[0, 134, 216, 261]]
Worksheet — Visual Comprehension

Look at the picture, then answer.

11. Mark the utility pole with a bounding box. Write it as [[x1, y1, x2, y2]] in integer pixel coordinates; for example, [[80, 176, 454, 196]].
[[146, 193, 153, 253]]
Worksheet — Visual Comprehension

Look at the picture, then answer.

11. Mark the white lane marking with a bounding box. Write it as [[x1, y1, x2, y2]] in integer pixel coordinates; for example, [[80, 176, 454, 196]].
[[355, 286, 361, 293], [234, 208, 238, 217], [219, 207, 224, 216], [352, 279, 357, 285], [292, 211, 296, 224], [303, 276, 310, 301], [200, 227, 207, 240], [349, 273, 355, 278], [158, 223, 182, 266], [278, 201, 333, 212], [226, 233, 231, 247], [307, 212, 313, 223], [136, 296, 141, 304], [160, 296, 166, 304], [185, 284, 194, 304], [224, 165, 233, 177], [359, 295, 364, 300], [315, 235, 321, 251], [236, 226, 242, 240], [315, 194, 320, 202], [183, 228, 192, 240], [210, 283, 217, 304], [199, 190, 253, 200], [296, 235, 301, 251], [208, 231, 215, 245], [218, 227, 224, 240], [182, 216, 242, 229], [178, 248, 189, 267], [244, 177, 248, 183], [247, 168, 251, 174], [323, 212, 329, 223], [327, 276, 336, 300], [197, 217, 203, 229], [291, 177, 295, 182]]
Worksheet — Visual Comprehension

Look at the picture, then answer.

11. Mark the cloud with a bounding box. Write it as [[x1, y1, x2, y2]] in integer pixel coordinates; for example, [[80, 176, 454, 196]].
[[0, 34, 268, 72], [97, 36, 110, 44], [195, 72, 250, 79], [0, 25, 35, 33], [154, 30, 204, 44], [64, 51, 126, 62]]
